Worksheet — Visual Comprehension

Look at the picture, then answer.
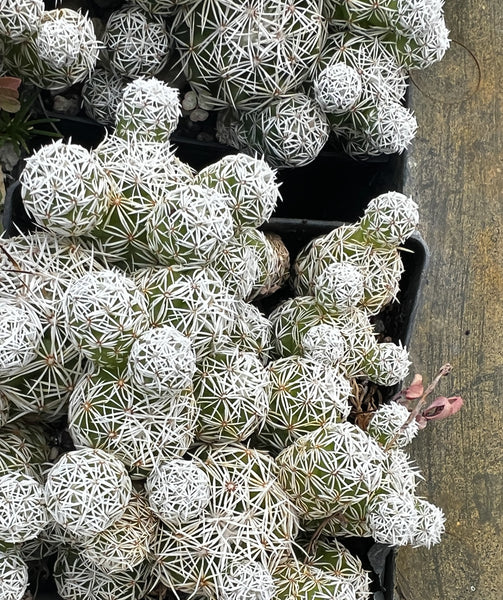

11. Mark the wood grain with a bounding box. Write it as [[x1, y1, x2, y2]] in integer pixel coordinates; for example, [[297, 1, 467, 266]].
[[395, 0, 503, 598]]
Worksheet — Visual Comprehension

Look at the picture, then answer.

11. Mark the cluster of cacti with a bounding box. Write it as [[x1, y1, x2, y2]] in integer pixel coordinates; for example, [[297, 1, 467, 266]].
[[168, 0, 449, 164], [0, 77, 448, 600], [0, 0, 449, 165], [0, 1, 99, 90]]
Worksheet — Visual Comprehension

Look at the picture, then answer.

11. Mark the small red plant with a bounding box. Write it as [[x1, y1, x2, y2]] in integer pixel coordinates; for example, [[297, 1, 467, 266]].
[[393, 363, 464, 434]]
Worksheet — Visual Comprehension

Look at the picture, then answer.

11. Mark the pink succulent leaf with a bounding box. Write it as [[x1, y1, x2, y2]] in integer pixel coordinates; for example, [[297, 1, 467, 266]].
[[422, 395, 464, 421], [415, 414, 428, 429], [405, 373, 424, 399]]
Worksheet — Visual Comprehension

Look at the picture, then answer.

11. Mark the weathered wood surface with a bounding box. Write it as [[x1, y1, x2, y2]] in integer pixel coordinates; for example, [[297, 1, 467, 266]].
[[395, 0, 503, 599]]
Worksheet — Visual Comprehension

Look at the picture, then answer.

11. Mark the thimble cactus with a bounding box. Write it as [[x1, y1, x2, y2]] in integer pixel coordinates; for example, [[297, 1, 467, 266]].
[[80, 490, 159, 573], [410, 497, 445, 548], [134, 265, 237, 359], [44, 448, 132, 539], [342, 100, 418, 157], [53, 548, 153, 600], [228, 300, 272, 365], [238, 227, 290, 301], [81, 67, 129, 126], [313, 63, 363, 114], [272, 559, 358, 600], [0, 0, 44, 42], [194, 153, 281, 230], [127, 325, 197, 397], [146, 183, 234, 266], [2, 8, 100, 90], [0, 393, 8, 430], [102, 5, 171, 78], [363, 341, 411, 386], [68, 366, 198, 476], [0, 299, 43, 375], [92, 135, 194, 269], [145, 458, 212, 525], [276, 421, 386, 520], [207, 238, 260, 300], [367, 400, 420, 448], [0, 471, 49, 544], [115, 77, 182, 144], [313, 262, 365, 313], [19, 139, 111, 237], [258, 356, 351, 452], [359, 191, 420, 246], [219, 560, 276, 600], [307, 538, 371, 600], [62, 268, 150, 366], [301, 323, 347, 367], [219, 94, 331, 169], [0, 423, 47, 480], [366, 491, 422, 546], [193, 346, 271, 443], [171, 0, 327, 110], [152, 443, 299, 597], [293, 192, 417, 314], [0, 551, 29, 600]]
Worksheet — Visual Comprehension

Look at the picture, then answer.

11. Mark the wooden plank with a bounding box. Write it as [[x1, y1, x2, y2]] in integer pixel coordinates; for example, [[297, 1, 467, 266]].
[[395, 0, 503, 598]]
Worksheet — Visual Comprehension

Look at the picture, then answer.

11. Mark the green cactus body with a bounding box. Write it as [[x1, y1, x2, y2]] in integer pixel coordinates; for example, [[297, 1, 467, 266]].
[[92, 135, 195, 270], [227, 93, 331, 169], [62, 268, 151, 368], [115, 78, 182, 144], [293, 223, 405, 315], [258, 356, 351, 452], [228, 299, 272, 364], [171, 0, 327, 110], [0, 550, 29, 600], [133, 265, 237, 360], [82, 67, 130, 126], [305, 537, 372, 600], [44, 448, 133, 540], [323, 0, 399, 31], [53, 547, 153, 600], [2, 8, 100, 90], [68, 365, 198, 478], [0, 429, 42, 480], [103, 5, 171, 78], [269, 295, 340, 358], [19, 140, 111, 237], [0, 471, 49, 545], [0, 330, 86, 423], [81, 490, 159, 574], [206, 236, 260, 300], [237, 227, 290, 301], [0, 421, 51, 484], [276, 421, 386, 521], [0, 0, 44, 42], [151, 443, 299, 597], [272, 559, 359, 600], [193, 345, 271, 443], [146, 183, 235, 267], [194, 153, 281, 230]]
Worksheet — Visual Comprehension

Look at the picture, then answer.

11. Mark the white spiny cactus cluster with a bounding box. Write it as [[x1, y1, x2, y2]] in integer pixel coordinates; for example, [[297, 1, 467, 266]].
[[102, 5, 171, 79], [0, 6, 100, 90], [0, 77, 446, 600], [0, 0, 449, 166]]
